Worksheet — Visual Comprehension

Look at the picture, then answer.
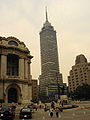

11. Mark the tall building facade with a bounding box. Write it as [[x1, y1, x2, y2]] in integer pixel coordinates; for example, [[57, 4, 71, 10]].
[[0, 36, 33, 103], [39, 10, 63, 101], [31, 79, 38, 102], [68, 54, 90, 93]]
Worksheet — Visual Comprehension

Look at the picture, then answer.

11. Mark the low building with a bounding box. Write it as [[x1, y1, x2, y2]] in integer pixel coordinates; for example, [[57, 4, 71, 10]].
[[0, 36, 33, 103], [31, 79, 38, 102], [68, 54, 90, 92]]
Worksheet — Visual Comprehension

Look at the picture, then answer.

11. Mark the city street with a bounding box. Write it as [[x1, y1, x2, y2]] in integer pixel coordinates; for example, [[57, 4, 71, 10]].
[[15, 103, 90, 120]]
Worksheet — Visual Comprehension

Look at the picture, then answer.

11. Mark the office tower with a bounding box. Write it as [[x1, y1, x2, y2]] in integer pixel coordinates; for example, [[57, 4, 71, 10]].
[[39, 10, 63, 101], [68, 54, 90, 93]]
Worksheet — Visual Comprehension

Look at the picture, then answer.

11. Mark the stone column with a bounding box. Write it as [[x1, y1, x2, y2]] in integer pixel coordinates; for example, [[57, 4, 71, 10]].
[[1, 54, 7, 77], [19, 57, 24, 79], [28, 60, 31, 81], [0, 84, 3, 100], [24, 59, 28, 79], [0, 54, 7, 101]]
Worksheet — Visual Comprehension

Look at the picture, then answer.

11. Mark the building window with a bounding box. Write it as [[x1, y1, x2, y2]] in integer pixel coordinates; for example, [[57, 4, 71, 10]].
[[80, 70, 82, 73], [76, 83, 79, 85], [7, 54, 19, 76], [8, 41, 18, 46], [74, 69, 77, 71]]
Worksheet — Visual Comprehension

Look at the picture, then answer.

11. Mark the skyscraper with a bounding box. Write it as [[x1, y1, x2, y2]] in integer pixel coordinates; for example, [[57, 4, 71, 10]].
[[39, 9, 63, 101]]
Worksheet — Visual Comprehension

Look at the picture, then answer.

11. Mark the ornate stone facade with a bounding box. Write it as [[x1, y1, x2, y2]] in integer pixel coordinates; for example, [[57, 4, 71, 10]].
[[0, 36, 33, 103]]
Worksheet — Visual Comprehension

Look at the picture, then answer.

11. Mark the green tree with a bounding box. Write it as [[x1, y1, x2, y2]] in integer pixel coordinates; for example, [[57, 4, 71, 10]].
[[69, 84, 90, 100]]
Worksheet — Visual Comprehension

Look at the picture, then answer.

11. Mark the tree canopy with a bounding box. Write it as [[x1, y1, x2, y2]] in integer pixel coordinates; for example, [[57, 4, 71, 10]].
[[69, 84, 90, 100]]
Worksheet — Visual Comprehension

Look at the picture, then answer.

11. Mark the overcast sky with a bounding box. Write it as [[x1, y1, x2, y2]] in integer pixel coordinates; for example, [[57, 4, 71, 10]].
[[0, 0, 90, 84]]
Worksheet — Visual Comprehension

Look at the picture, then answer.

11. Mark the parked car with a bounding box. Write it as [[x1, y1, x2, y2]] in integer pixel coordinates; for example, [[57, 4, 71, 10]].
[[0, 106, 15, 120], [27, 105, 36, 113], [19, 107, 32, 119], [27, 104, 38, 111]]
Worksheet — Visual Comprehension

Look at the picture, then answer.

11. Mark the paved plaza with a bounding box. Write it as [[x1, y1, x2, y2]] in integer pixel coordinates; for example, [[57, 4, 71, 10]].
[[32, 107, 90, 120], [15, 102, 90, 120]]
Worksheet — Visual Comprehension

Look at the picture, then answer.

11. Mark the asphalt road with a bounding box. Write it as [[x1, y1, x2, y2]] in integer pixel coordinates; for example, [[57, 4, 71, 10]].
[[15, 103, 90, 120]]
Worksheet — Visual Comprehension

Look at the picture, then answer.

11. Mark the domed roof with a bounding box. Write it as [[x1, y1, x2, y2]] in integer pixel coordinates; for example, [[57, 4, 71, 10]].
[[0, 36, 29, 53]]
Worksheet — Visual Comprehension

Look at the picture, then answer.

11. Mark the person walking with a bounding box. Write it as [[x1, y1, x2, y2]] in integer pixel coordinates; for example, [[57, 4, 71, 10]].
[[51, 101, 55, 109], [55, 108, 59, 118], [49, 108, 54, 118], [44, 104, 47, 112]]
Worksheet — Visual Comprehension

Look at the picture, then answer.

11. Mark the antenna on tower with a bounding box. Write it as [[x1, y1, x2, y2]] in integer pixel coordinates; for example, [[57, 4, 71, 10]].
[[45, 6, 48, 22]]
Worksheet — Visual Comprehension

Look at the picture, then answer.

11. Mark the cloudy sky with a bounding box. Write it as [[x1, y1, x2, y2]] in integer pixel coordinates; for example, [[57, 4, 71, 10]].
[[0, 0, 90, 84]]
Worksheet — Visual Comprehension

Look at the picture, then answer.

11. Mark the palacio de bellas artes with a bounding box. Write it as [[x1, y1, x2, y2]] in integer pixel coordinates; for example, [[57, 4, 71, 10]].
[[0, 36, 33, 104]]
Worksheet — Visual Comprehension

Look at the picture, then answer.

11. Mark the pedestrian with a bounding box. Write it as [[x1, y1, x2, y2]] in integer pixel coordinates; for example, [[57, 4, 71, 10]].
[[39, 104, 41, 109], [55, 108, 59, 118], [61, 101, 64, 107], [44, 104, 47, 112], [49, 108, 53, 118], [51, 101, 55, 109]]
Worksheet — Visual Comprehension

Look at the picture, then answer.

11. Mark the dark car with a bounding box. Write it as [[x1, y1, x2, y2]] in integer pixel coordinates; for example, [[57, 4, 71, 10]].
[[19, 107, 32, 119], [0, 106, 15, 120]]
